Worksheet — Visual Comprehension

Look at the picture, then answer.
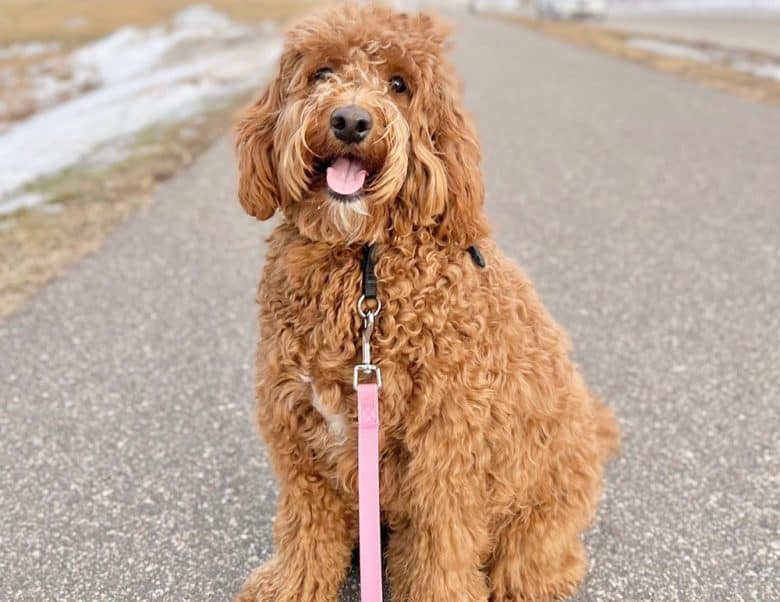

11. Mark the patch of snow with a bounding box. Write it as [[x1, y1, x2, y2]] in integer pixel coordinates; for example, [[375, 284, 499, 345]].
[[20, 68, 98, 115], [35, 202, 64, 214], [71, 8, 249, 88], [627, 37, 712, 62], [0, 7, 280, 213], [476, 0, 522, 10], [259, 20, 277, 35], [0, 192, 46, 216], [627, 35, 780, 82], [732, 60, 780, 82], [0, 41, 61, 60], [73, 26, 171, 86], [610, 0, 780, 15], [171, 4, 243, 32], [80, 138, 136, 169]]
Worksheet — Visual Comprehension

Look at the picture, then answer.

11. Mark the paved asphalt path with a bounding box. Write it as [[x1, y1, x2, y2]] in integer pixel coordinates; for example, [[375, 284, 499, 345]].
[[2, 14, 779, 602]]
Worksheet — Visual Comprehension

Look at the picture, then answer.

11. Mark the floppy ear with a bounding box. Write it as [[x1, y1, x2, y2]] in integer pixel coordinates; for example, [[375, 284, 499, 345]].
[[405, 58, 489, 245], [431, 66, 489, 245], [235, 51, 295, 220]]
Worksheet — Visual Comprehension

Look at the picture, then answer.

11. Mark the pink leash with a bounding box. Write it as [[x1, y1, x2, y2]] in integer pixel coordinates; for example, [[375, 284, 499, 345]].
[[354, 290, 383, 602], [357, 382, 382, 601]]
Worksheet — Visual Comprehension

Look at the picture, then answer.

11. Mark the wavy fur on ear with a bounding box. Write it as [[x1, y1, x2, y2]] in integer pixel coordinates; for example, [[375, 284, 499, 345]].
[[402, 16, 489, 247], [235, 50, 296, 220], [432, 65, 489, 245]]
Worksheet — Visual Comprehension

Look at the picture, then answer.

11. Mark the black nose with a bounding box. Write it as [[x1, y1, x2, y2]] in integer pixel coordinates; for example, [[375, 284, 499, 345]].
[[330, 105, 372, 143]]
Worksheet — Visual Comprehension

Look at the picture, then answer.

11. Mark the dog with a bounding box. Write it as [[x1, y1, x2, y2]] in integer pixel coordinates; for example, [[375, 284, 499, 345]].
[[234, 4, 619, 601]]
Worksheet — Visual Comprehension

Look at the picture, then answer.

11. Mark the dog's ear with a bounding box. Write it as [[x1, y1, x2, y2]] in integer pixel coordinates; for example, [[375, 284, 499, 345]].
[[431, 66, 489, 245], [405, 52, 489, 245], [235, 50, 296, 220]]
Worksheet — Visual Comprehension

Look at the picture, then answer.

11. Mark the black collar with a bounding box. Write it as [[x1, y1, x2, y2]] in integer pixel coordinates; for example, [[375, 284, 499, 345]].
[[361, 244, 379, 302], [361, 243, 485, 302]]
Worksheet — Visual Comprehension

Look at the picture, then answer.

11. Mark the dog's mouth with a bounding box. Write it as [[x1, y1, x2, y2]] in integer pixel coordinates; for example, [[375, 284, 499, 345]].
[[315, 156, 370, 202]]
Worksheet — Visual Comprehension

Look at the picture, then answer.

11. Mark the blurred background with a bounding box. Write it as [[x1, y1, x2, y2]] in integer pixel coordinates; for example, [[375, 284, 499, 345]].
[[1, 1, 778, 316], [1, 0, 779, 316], [1, 1, 778, 601]]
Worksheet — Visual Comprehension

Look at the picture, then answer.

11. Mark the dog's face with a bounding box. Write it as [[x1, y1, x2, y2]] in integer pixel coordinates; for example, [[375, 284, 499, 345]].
[[237, 4, 487, 245]]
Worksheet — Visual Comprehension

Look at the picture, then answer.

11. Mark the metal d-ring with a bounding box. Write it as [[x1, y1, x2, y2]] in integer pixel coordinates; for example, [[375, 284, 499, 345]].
[[354, 294, 382, 391], [357, 294, 381, 319]]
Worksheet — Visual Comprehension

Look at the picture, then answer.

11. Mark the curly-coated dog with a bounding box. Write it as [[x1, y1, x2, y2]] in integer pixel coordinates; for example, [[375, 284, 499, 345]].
[[234, 4, 619, 601]]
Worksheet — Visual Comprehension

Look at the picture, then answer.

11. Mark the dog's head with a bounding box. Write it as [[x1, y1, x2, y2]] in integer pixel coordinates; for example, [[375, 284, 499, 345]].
[[236, 3, 487, 245]]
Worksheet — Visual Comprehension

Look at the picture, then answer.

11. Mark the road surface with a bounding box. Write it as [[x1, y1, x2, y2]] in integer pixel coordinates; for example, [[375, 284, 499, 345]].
[[1, 14, 779, 602]]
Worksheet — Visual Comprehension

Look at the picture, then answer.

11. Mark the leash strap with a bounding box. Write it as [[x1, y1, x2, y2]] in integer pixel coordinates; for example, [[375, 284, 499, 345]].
[[357, 383, 382, 601], [355, 245, 383, 602], [353, 243, 481, 601]]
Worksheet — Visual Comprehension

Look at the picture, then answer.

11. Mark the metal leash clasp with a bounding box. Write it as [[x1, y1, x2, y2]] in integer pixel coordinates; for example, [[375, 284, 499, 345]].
[[353, 294, 382, 391]]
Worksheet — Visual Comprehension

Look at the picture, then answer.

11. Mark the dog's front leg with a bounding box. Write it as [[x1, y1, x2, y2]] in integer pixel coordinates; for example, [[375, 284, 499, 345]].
[[235, 368, 355, 602], [235, 472, 355, 602], [386, 400, 491, 602]]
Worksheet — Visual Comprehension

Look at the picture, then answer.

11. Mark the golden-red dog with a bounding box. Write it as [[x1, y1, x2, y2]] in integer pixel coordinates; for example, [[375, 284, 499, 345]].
[[235, 4, 618, 601]]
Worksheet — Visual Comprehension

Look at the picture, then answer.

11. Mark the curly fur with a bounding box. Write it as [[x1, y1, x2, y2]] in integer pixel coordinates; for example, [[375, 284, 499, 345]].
[[234, 4, 619, 601]]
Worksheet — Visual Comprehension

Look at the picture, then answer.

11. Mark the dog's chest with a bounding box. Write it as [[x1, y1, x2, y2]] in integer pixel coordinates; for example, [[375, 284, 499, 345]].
[[288, 250, 478, 430], [261, 237, 494, 505]]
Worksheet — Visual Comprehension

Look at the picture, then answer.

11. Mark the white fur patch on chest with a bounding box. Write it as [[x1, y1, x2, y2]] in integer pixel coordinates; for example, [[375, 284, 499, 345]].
[[300, 374, 347, 443]]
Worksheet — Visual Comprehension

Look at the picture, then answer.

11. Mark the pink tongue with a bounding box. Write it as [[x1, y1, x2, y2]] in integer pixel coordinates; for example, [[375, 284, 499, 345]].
[[326, 157, 368, 196]]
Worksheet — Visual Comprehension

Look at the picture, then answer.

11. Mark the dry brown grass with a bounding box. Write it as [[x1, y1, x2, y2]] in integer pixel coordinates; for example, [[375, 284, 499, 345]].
[[0, 98, 246, 318], [0, 1, 327, 318], [502, 16, 780, 106], [0, 0, 321, 46]]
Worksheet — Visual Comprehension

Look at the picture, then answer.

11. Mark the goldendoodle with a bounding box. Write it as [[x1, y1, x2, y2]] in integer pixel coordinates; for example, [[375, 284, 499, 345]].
[[234, 4, 619, 601]]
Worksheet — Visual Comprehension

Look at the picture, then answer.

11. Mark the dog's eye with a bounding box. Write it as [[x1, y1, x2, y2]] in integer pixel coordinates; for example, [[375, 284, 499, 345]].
[[389, 75, 407, 94], [312, 67, 333, 82]]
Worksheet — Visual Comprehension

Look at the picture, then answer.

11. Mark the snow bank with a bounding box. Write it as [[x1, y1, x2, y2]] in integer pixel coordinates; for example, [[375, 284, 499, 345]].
[[733, 60, 780, 82], [609, 0, 780, 15], [0, 5, 279, 214], [0, 193, 45, 216], [627, 38, 712, 62], [171, 4, 243, 31], [71, 5, 250, 86], [0, 41, 62, 61], [626, 35, 780, 86]]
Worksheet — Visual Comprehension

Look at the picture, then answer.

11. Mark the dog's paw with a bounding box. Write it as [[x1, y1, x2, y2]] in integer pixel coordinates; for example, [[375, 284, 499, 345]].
[[234, 559, 284, 602], [235, 556, 335, 602]]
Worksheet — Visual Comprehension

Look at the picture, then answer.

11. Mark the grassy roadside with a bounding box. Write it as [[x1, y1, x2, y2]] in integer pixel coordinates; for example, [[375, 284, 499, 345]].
[[0, 0, 320, 46], [499, 16, 780, 106], [0, 1, 324, 119], [0, 1, 325, 319], [0, 98, 250, 318]]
